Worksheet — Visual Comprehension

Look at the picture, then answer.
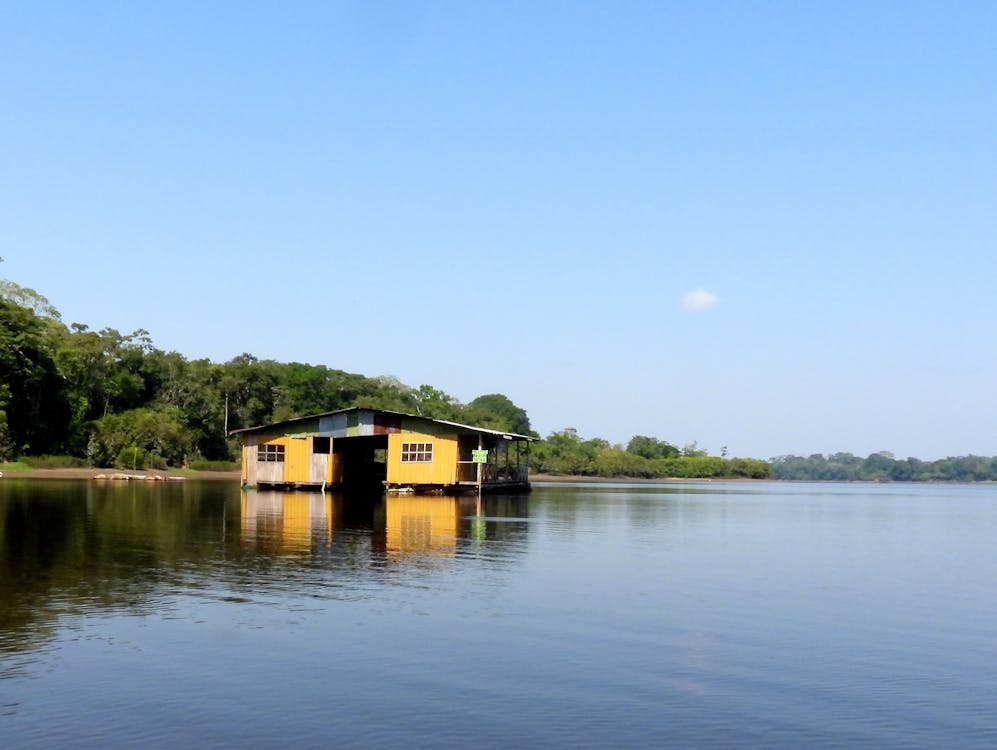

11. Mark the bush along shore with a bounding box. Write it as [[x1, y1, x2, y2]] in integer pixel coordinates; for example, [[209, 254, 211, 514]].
[[529, 431, 771, 479]]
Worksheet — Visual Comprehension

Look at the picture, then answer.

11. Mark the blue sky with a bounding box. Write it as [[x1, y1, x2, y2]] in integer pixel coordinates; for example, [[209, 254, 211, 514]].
[[2, 2, 996, 460]]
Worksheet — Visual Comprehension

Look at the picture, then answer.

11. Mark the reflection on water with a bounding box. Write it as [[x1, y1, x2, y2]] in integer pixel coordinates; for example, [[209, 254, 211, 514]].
[[0, 479, 235, 661], [242, 491, 334, 551], [386, 494, 459, 556], [0, 480, 530, 664], [4, 479, 997, 749], [240, 489, 530, 559]]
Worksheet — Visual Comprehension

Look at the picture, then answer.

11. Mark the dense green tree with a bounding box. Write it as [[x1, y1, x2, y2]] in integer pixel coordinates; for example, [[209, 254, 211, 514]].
[[0, 277, 61, 320], [626, 435, 680, 460], [159, 358, 229, 460], [681, 442, 708, 458], [410, 384, 463, 421], [89, 408, 194, 468], [465, 394, 533, 435], [223, 354, 283, 429], [0, 384, 13, 460], [593, 448, 656, 478], [529, 427, 772, 479], [0, 299, 70, 458], [49, 325, 154, 417]]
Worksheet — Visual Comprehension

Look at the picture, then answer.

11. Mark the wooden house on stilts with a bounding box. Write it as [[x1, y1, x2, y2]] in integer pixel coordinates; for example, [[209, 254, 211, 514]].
[[231, 407, 533, 494]]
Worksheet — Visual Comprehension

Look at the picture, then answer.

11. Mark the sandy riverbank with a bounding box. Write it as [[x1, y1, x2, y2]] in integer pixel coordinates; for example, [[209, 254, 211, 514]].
[[0, 467, 240, 480]]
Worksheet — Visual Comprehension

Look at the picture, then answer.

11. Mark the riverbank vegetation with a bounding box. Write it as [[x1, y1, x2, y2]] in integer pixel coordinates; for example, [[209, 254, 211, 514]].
[[8, 273, 997, 483], [0, 274, 766, 479], [0, 285, 529, 467], [7, 275, 994, 483], [0, 280, 770, 478], [771, 453, 997, 482], [532, 429, 771, 479]]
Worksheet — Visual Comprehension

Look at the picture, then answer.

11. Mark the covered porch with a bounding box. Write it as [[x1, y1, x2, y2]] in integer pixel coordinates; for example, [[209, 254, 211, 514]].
[[453, 433, 531, 491]]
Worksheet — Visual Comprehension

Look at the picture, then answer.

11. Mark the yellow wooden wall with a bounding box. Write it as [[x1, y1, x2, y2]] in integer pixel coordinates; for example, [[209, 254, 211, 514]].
[[326, 452, 344, 484], [248, 435, 351, 486], [250, 434, 287, 485], [387, 432, 458, 485], [250, 434, 310, 484], [249, 431, 464, 486], [284, 436, 311, 483]]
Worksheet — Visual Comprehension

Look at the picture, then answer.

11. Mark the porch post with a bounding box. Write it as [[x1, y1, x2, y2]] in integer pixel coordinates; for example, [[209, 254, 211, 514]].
[[476, 433, 483, 487]]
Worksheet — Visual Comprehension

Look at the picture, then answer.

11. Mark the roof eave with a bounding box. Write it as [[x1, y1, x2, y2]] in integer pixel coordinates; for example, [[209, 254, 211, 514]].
[[228, 406, 535, 441]]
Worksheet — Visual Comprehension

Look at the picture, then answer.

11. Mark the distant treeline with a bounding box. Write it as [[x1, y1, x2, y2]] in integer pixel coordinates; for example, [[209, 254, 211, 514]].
[[771, 453, 997, 482], [532, 430, 771, 479]]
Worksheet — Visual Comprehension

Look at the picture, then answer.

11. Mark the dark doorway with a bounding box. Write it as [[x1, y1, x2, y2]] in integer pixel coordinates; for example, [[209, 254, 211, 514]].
[[335, 435, 389, 489]]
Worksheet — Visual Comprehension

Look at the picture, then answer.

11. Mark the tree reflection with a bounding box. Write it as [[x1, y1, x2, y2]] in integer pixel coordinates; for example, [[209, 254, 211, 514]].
[[0, 481, 530, 660]]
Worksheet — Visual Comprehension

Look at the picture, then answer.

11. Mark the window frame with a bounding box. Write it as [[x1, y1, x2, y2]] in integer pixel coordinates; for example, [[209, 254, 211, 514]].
[[400, 441, 434, 463], [257, 443, 286, 463]]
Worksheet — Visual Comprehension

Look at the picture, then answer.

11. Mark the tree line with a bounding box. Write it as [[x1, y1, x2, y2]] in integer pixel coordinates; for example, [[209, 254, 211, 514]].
[[771, 452, 997, 482], [0, 270, 764, 477], [0, 279, 770, 478], [11, 272, 994, 484], [0, 285, 531, 468], [531, 430, 771, 479]]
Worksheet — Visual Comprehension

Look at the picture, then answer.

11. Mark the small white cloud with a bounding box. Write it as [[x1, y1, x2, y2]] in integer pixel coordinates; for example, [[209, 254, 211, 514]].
[[682, 289, 719, 311]]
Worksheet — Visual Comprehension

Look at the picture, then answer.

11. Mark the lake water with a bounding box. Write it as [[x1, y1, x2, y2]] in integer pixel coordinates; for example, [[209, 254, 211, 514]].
[[1, 479, 996, 748]]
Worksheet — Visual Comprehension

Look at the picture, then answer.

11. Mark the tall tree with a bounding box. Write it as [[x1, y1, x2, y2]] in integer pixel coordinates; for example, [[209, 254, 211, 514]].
[[0, 299, 70, 457], [626, 435, 680, 460], [465, 394, 533, 435]]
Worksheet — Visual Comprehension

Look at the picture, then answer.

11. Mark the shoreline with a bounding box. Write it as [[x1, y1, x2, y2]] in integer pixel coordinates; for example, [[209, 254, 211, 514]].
[[0, 467, 240, 480], [529, 473, 759, 484], [3, 468, 747, 484], [1, 469, 987, 486]]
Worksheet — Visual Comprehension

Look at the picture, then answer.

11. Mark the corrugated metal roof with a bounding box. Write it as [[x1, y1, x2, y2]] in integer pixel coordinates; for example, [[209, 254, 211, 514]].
[[229, 406, 535, 441]]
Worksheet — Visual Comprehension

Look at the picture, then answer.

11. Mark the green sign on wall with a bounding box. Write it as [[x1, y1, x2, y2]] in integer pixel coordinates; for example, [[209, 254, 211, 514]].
[[471, 449, 489, 463]]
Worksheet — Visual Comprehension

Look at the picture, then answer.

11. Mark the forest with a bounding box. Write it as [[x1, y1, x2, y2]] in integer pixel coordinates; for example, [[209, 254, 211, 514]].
[[8, 272, 997, 483], [771, 452, 997, 483], [0, 272, 767, 478]]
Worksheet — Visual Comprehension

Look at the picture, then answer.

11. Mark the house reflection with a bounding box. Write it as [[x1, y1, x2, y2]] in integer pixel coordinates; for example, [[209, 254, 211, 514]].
[[241, 490, 335, 551], [239, 490, 530, 558], [385, 494, 531, 557], [385, 495, 461, 557]]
